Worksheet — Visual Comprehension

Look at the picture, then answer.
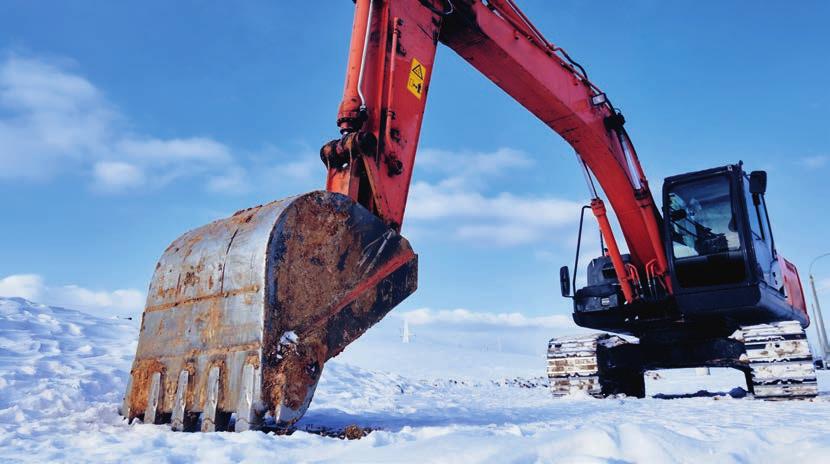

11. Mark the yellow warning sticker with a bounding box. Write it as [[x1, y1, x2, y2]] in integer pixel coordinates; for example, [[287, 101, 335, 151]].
[[406, 58, 426, 99]]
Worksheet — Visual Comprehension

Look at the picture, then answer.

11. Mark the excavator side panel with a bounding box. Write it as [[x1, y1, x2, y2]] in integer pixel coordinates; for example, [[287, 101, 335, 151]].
[[781, 257, 808, 321]]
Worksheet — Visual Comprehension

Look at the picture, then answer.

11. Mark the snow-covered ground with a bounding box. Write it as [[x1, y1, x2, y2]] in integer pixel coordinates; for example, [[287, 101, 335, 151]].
[[2, 297, 830, 463]]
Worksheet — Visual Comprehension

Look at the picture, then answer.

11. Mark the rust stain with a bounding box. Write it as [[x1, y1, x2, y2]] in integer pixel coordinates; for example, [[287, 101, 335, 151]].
[[245, 351, 262, 369], [262, 334, 327, 412], [258, 193, 417, 425], [343, 424, 371, 440], [182, 270, 199, 288], [201, 295, 223, 345], [127, 358, 167, 419], [144, 285, 260, 313], [231, 206, 257, 225], [182, 361, 197, 410], [154, 282, 178, 302], [139, 342, 262, 363]]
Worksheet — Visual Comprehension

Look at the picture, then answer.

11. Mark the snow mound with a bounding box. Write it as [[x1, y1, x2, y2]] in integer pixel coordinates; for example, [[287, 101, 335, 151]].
[[3, 296, 830, 463], [0, 298, 136, 418]]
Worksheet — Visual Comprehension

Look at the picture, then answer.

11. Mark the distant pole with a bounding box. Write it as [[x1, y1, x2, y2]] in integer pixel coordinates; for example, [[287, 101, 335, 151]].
[[809, 253, 830, 360], [810, 302, 827, 363], [809, 275, 830, 356], [402, 319, 412, 344]]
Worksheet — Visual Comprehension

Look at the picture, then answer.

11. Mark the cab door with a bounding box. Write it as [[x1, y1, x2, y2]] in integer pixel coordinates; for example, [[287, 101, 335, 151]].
[[741, 174, 782, 290]]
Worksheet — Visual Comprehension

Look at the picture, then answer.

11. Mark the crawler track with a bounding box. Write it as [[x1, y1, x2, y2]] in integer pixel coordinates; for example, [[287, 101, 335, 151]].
[[740, 321, 818, 400], [547, 334, 628, 397]]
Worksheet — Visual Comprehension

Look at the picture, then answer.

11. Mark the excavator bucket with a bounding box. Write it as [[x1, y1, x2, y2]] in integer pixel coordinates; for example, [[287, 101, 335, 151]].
[[121, 191, 417, 431]]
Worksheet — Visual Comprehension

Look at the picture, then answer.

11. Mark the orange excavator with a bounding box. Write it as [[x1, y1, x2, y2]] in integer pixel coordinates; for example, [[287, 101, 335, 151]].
[[121, 0, 817, 432]]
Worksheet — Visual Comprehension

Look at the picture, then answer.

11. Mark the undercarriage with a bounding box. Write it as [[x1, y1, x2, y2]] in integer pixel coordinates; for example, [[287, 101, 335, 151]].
[[548, 321, 818, 400]]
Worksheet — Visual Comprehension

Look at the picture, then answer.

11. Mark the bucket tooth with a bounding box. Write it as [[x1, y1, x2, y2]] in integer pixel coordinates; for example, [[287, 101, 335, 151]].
[[234, 363, 259, 432], [124, 191, 418, 430], [201, 366, 221, 432], [171, 370, 189, 431], [121, 374, 134, 421], [144, 372, 161, 424]]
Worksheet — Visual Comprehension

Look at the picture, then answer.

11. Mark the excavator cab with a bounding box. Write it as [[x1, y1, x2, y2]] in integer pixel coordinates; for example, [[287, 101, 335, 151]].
[[663, 164, 809, 332], [566, 163, 808, 338]]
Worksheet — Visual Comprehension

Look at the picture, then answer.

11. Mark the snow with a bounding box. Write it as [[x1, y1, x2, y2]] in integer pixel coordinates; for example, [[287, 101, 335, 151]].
[[2, 296, 830, 463], [280, 331, 299, 345]]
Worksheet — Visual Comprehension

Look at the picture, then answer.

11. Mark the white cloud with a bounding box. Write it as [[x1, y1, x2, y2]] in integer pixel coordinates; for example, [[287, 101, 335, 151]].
[[201, 146, 322, 195], [408, 183, 575, 226], [280, 159, 320, 182], [0, 273, 143, 317], [207, 166, 251, 194], [0, 274, 43, 301], [0, 53, 242, 192], [407, 180, 583, 246], [49, 285, 144, 316], [203, 145, 322, 195], [398, 307, 572, 329], [801, 156, 828, 169], [534, 250, 559, 263], [0, 53, 331, 195], [117, 137, 231, 164], [418, 147, 532, 174], [92, 161, 145, 191], [416, 147, 533, 191], [456, 224, 542, 246], [0, 53, 583, 249], [0, 55, 116, 180], [402, 147, 586, 246], [1, 57, 99, 111]]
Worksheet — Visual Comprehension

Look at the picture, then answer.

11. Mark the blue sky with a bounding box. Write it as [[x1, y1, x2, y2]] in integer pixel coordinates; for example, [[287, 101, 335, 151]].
[[0, 1, 828, 318]]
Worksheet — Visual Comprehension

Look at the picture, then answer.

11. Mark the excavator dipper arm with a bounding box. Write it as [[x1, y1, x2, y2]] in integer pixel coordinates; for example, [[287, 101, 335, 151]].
[[323, 0, 671, 301]]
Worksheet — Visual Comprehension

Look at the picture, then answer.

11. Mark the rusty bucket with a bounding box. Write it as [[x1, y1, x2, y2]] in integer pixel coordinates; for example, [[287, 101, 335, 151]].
[[121, 191, 417, 431]]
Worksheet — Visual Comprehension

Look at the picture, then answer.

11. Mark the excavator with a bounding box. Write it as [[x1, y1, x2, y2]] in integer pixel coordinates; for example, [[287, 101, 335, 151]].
[[121, 0, 818, 432]]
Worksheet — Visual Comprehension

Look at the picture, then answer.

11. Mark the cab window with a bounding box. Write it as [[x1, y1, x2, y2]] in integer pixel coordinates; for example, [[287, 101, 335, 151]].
[[668, 175, 740, 258], [666, 174, 746, 288]]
